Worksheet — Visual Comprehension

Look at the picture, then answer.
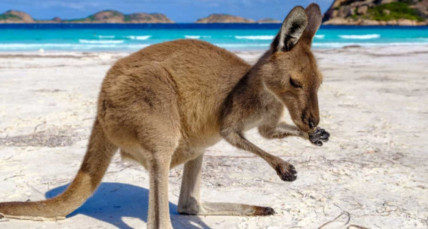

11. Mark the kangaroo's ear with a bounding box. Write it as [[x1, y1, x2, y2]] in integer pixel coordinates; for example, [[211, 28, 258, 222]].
[[301, 3, 322, 45], [271, 6, 308, 52]]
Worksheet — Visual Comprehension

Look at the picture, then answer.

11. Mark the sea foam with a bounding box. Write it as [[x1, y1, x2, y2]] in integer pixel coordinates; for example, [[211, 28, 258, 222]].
[[79, 39, 125, 44], [184, 35, 211, 39], [0, 43, 149, 50], [126, 35, 151, 40], [98, 35, 115, 39], [339, 34, 380, 39], [235, 35, 274, 40], [185, 35, 201, 39]]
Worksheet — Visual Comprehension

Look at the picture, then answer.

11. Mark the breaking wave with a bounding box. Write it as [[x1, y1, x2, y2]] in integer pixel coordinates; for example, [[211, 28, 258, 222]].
[[184, 35, 211, 39], [126, 35, 151, 40], [98, 35, 115, 39], [235, 35, 274, 40], [185, 35, 201, 39], [79, 39, 125, 44], [339, 34, 380, 39]]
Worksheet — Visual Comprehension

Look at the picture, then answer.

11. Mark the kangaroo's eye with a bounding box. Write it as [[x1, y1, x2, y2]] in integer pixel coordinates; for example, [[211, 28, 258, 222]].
[[289, 78, 303, 88]]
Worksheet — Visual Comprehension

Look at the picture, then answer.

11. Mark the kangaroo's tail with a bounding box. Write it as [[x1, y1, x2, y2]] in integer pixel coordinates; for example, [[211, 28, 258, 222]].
[[0, 120, 117, 220]]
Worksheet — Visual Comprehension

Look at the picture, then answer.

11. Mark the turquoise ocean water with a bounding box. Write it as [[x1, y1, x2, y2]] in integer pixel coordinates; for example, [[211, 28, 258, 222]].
[[0, 24, 428, 52]]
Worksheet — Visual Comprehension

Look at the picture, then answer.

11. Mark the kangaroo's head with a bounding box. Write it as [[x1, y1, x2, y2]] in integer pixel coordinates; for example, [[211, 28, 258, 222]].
[[258, 4, 323, 133]]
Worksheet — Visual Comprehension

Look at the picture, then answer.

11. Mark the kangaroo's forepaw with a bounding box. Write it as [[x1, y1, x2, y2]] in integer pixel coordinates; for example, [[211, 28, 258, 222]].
[[309, 127, 330, 146], [275, 163, 297, 182], [254, 206, 275, 216], [0, 213, 4, 219]]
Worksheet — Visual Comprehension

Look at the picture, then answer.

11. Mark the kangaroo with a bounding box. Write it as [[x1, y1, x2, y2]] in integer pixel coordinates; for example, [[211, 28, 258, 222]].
[[0, 3, 329, 229]]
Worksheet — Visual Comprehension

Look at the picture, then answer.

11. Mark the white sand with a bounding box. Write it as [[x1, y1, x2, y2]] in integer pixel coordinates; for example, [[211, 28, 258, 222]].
[[0, 46, 427, 228]]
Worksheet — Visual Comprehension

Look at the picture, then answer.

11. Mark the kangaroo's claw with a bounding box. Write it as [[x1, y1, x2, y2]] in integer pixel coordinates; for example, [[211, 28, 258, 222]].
[[275, 163, 297, 182]]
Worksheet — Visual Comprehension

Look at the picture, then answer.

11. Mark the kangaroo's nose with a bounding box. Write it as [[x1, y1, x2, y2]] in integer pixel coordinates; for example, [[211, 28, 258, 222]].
[[309, 120, 315, 129], [308, 115, 319, 129]]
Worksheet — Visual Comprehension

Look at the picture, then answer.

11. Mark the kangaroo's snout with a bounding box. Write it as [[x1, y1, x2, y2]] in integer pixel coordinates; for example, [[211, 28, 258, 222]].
[[300, 109, 319, 131], [309, 119, 315, 129], [308, 115, 319, 129]]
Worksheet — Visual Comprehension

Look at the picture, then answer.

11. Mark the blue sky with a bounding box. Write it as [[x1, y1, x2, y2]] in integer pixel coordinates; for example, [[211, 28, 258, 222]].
[[0, 0, 333, 22]]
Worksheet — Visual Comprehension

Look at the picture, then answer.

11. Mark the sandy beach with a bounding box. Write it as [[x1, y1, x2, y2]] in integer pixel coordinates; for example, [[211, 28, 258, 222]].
[[0, 45, 427, 228]]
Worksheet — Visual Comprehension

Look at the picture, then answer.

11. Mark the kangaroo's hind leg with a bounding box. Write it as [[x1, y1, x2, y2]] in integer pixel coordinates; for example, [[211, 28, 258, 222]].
[[132, 111, 181, 229], [118, 122, 178, 229], [178, 154, 275, 216], [120, 110, 180, 229], [100, 64, 181, 228]]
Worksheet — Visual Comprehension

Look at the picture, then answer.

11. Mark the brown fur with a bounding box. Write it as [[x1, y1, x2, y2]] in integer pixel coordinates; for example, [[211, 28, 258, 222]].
[[0, 4, 328, 229]]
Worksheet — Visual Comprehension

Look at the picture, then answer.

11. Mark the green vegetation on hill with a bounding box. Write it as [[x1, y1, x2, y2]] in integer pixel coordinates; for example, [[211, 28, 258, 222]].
[[368, 2, 424, 21], [0, 14, 21, 20], [87, 10, 122, 21], [64, 18, 87, 22], [323, 0, 428, 25], [124, 15, 132, 22], [124, 15, 153, 22], [61, 10, 171, 23]]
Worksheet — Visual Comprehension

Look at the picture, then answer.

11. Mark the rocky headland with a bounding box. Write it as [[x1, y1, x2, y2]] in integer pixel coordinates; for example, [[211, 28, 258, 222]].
[[323, 0, 428, 25]]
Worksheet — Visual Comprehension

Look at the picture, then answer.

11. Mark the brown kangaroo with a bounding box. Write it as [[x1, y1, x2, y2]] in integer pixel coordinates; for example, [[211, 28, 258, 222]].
[[0, 3, 329, 229]]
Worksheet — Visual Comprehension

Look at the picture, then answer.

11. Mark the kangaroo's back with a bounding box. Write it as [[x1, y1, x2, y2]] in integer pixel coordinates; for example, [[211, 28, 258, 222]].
[[104, 39, 252, 146]]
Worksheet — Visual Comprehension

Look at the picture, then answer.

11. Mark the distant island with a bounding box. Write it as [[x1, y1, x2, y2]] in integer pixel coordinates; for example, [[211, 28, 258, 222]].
[[0, 10, 281, 24], [196, 14, 281, 23], [0, 10, 173, 23], [196, 14, 254, 23], [3, 3, 428, 25], [257, 18, 281, 23], [323, 0, 428, 25]]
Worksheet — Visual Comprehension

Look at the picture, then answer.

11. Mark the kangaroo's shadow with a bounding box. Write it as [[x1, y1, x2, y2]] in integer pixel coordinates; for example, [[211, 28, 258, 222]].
[[46, 182, 211, 229]]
